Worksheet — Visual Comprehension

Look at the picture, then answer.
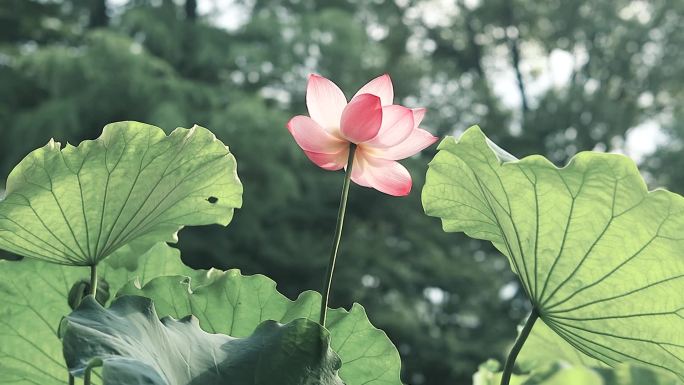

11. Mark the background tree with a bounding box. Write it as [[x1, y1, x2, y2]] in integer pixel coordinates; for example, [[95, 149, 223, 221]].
[[0, 1, 682, 384]]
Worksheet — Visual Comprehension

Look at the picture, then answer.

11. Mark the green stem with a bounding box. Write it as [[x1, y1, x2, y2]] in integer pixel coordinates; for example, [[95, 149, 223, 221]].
[[68, 374, 74, 385], [89, 264, 98, 297], [83, 360, 103, 385], [319, 144, 356, 327], [500, 309, 539, 385], [84, 368, 92, 385]]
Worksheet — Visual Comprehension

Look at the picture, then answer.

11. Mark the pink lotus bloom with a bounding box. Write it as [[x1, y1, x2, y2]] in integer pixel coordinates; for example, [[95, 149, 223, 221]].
[[287, 74, 438, 196]]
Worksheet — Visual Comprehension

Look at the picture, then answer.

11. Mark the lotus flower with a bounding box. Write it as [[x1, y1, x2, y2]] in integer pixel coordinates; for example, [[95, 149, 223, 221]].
[[287, 74, 438, 196]]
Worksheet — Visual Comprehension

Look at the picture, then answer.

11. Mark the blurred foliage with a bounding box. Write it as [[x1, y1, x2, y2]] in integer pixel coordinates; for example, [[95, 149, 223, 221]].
[[473, 359, 681, 385], [0, 0, 682, 384]]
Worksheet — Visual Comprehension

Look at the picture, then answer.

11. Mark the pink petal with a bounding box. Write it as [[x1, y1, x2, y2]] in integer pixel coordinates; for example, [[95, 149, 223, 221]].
[[304, 148, 349, 170], [350, 152, 373, 187], [287, 115, 347, 154], [354, 74, 394, 106], [412, 108, 427, 126], [306, 74, 347, 132], [351, 152, 412, 196], [374, 128, 438, 160], [340, 94, 383, 143], [365, 105, 414, 148]]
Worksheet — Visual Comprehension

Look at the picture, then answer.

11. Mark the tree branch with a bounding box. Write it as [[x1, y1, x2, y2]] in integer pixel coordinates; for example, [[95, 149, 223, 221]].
[[504, 0, 529, 116]]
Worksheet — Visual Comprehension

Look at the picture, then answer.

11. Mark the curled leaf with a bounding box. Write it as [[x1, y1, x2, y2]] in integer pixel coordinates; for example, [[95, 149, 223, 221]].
[[61, 296, 344, 385], [118, 269, 403, 385]]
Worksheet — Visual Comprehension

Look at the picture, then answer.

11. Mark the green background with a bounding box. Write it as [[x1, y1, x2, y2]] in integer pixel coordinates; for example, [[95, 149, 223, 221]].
[[1, 1, 683, 384]]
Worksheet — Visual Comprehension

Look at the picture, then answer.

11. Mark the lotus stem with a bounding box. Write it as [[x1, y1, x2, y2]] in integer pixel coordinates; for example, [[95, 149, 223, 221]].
[[319, 144, 357, 327]]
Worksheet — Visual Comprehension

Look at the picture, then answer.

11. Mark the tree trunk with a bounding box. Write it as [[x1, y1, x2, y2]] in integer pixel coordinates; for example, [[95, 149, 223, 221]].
[[504, 0, 528, 115], [89, 0, 108, 28], [185, 0, 197, 21]]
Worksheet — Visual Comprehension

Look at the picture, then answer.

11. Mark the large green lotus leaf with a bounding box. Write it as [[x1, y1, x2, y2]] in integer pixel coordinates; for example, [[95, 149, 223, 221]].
[[61, 296, 344, 385], [0, 121, 242, 266], [118, 270, 402, 385], [0, 243, 205, 385], [422, 126, 684, 379]]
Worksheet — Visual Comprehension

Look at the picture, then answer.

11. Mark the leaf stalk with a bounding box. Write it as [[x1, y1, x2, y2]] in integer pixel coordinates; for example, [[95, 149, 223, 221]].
[[90, 264, 98, 297], [84, 368, 92, 385], [500, 309, 539, 385]]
